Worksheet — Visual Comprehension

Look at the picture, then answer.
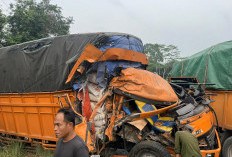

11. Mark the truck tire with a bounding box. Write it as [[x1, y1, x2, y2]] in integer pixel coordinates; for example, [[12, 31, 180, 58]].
[[223, 136, 232, 157], [221, 132, 231, 146], [129, 141, 171, 157]]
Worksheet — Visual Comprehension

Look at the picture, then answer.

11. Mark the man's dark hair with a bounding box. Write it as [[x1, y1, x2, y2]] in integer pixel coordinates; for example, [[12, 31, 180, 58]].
[[57, 108, 75, 128]]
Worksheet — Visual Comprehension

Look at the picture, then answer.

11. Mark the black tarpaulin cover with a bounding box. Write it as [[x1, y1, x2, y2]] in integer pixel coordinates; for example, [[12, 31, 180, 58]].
[[0, 33, 142, 93]]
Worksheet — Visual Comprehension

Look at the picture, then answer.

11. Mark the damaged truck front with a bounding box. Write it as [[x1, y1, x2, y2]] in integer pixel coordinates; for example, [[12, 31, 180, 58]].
[[171, 40, 232, 157], [0, 33, 220, 156]]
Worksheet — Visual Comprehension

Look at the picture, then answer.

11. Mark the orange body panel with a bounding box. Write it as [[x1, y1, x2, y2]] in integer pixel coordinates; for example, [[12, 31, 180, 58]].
[[207, 90, 232, 130], [0, 91, 65, 141], [0, 90, 93, 150], [66, 44, 104, 83], [179, 107, 214, 137], [200, 129, 221, 157], [98, 48, 149, 64]]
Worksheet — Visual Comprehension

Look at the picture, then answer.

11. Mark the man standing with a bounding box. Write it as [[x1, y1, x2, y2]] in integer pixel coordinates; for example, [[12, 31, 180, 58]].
[[175, 125, 202, 157], [54, 108, 89, 157]]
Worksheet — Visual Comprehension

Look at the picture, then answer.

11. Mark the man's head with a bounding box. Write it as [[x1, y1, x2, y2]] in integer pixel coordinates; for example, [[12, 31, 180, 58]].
[[54, 108, 75, 139]]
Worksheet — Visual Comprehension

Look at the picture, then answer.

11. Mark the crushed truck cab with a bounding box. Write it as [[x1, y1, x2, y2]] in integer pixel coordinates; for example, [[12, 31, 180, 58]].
[[0, 33, 220, 156]]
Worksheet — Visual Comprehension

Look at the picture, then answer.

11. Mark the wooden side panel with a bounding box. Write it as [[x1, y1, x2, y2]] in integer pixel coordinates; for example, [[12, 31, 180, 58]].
[[27, 113, 42, 136], [225, 93, 232, 129], [0, 91, 75, 142], [208, 90, 232, 130], [0, 109, 6, 131], [14, 113, 28, 135], [3, 112, 16, 133], [209, 91, 226, 127]]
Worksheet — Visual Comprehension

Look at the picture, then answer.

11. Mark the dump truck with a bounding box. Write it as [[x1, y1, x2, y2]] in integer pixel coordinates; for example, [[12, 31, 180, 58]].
[[171, 40, 232, 157], [0, 33, 220, 157]]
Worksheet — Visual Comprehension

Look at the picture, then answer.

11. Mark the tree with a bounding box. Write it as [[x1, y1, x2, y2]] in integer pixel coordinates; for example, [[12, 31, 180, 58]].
[[0, 9, 7, 47], [144, 43, 181, 78], [4, 0, 73, 46]]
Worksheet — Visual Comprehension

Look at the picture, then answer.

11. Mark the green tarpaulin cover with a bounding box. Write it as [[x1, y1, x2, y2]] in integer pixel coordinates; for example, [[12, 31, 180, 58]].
[[171, 40, 232, 90]]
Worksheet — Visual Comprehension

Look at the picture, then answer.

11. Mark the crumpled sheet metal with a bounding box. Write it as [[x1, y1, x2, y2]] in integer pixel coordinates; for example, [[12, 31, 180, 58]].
[[117, 124, 141, 143], [110, 67, 178, 104], [128, 119, 147, 131], [66, 44, 149, 83]]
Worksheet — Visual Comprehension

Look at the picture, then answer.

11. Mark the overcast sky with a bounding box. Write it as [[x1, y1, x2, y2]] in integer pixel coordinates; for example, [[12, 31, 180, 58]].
[[1, 0, 232, 57]]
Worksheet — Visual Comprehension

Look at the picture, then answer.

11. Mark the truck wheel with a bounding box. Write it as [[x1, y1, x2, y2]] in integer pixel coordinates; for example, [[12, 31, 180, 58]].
[[221, 132, 231, 146], [129, 141, 171, 157], [223, 136, 232, 157]]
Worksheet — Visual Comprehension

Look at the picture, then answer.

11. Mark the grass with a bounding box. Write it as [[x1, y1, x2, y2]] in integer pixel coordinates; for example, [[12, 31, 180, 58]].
[[0, 142, 53, 157]]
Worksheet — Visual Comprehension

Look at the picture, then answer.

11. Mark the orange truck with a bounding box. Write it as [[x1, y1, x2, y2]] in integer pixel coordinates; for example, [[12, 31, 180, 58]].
[[209, 90, 232, 156], [171, 40, 232, 157], [0, 33, 220, 157]]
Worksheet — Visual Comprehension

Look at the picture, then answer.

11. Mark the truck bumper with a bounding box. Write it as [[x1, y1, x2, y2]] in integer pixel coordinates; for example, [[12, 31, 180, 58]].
[[200, 129, 221, 157]]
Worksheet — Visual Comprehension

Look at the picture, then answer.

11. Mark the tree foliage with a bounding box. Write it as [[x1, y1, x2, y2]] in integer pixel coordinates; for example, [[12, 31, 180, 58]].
[[2, 0, 73, 46], [0, 9, 7, 47], [144, 43, 181, 78]]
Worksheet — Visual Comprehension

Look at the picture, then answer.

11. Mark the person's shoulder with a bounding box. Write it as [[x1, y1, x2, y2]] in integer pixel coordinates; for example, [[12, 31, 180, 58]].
[[176, 131, 190, 134], [71, 135, 86, 147], [175, 131, 191, 136], [175, 131, 182, 135], [176, 131, 196, 138], [72, 136, 89, 153]]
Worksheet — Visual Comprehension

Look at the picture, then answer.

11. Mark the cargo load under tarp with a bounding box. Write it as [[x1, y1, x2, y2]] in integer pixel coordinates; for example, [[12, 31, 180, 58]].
[[111, 67, 178, 105], [0, 33, 143, 93], [171, 40, 232, 90]]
